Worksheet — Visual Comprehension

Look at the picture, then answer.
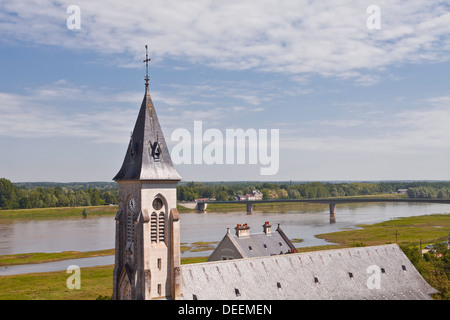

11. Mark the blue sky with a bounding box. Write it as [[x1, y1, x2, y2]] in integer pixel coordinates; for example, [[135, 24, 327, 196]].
[[1, 0, 450, 182]]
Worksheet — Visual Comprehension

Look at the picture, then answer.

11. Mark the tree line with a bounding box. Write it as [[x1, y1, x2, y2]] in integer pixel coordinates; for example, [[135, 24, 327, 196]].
[[2, 177, 450, 210], [177, 181, 450, 202], [407, 186, 450, 199], [0, 178, 118, 210]]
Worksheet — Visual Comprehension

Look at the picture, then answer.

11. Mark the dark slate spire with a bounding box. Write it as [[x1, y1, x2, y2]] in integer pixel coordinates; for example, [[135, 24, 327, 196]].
[[113, 47, 182, 182]]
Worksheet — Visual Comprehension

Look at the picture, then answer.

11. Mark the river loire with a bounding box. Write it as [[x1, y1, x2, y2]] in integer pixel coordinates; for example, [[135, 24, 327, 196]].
[[0, 202, 448, 275]]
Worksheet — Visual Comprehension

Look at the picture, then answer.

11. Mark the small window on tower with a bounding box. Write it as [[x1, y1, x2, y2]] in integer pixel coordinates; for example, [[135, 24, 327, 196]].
[[151, 141, 161, 161], [131, 141, 138, 158]]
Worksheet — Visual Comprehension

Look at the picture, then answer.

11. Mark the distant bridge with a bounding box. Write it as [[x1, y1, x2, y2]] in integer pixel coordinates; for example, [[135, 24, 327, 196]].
[[195, 198, 450, 222]]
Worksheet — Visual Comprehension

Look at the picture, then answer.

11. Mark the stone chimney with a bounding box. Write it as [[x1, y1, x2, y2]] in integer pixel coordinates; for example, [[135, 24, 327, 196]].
[[262, 221, 271, 234], [235, 223, 250, 237]]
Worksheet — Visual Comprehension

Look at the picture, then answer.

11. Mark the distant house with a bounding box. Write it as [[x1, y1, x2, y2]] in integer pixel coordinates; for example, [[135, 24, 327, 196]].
[[252, 189, 263, 200], [235, 190, 263, 201], [246, 193, 256, 201], [207, 222, 297, 262], [397, 189, 408, 194]]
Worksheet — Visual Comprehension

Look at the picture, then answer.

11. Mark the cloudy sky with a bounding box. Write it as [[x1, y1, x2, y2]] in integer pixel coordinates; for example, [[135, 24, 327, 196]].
[[1, 0, 450, 182]]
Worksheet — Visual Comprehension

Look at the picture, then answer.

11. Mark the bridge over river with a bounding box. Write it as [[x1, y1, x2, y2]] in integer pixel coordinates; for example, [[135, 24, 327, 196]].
[[195, 198, 450, 222]]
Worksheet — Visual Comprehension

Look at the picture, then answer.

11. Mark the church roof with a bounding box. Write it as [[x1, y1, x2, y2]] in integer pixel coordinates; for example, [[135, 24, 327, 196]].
[[208, 223, 297, 262], [232, 232, 293, 257], [181, 244, 437, 300], [113, 86, 182, 181]]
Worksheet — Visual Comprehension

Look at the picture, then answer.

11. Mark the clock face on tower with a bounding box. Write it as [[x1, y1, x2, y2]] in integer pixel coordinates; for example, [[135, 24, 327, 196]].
[[152, 198, 163, 211], [128, 198, 136, 211]]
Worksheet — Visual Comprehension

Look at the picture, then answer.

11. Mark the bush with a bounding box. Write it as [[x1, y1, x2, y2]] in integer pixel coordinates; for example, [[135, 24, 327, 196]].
[[401, 244, 450, 300]]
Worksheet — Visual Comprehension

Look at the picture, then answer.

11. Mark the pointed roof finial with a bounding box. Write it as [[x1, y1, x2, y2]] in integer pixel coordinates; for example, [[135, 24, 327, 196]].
[[143, 45, 151, 88]]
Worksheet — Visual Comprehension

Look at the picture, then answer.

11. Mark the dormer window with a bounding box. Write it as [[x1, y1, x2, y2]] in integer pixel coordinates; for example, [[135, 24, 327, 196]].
[[129, 138, 137, 160], [151, 141, 161, 161]]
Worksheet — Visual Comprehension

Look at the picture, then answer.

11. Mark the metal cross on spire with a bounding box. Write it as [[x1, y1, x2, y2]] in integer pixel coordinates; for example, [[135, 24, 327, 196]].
[[143, 45, 151, 87]]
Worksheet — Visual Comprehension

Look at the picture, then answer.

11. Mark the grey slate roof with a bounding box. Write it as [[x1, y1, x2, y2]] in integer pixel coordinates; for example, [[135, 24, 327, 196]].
[[114, 88, 182, 181], [207, 224, 297, 262], [181, 244, 437, 300], [233, 232, 291, 257]]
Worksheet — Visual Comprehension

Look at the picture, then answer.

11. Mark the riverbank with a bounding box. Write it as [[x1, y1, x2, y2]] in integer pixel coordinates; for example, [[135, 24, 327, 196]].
[[0, 211, 447, 267], [0, 193, 408, 218], [0, 213, 448, 300], [316, 213, 450, 248], [297, 213, 450, 252], [0, 256, 208, 300], [0, 244, 216, 267], [0, 249, 115, 267], [0, 205, 118, 220]]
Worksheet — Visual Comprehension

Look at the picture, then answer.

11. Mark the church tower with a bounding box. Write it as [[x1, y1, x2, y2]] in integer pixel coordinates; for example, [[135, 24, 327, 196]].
[[112, 46, 182, 300]]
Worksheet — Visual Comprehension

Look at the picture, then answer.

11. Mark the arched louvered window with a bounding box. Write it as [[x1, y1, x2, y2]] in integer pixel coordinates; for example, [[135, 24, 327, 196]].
[[127, 211, 133, 243], [150, 212, 157, 243], [158, 212, 165, 242], [150, 196, 166, 244]]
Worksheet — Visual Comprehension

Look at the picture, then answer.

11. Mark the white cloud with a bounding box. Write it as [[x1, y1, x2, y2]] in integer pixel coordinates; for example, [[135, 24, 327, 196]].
[[0, 82, 136, 143], [0, 79, 277, 143], [1, 0, 449, 83], [281, 94, 450, 155]]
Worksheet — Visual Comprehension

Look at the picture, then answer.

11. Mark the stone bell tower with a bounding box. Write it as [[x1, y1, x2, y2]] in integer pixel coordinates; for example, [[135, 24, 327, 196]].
[[112, 46, 182, 300]]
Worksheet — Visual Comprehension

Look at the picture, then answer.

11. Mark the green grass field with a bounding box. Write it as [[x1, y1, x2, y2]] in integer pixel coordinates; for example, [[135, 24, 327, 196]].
[[0, 205, 118, 220], [0, 265, 114, 300], [0, 256, 208, 300], [315, 213, 450, 248], [0, 249, 115, 267]]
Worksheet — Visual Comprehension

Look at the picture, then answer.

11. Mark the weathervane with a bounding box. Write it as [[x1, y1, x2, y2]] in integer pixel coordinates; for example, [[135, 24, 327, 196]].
[[143, 45, 151, 87]]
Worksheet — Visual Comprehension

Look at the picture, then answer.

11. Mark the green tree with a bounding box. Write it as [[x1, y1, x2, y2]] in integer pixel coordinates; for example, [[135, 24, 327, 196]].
[[0, 178, 18, 209], [90, 188, 101, 206]]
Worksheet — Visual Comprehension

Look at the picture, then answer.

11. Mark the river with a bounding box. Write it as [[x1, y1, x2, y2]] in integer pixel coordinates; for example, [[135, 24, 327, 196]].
[[0, 202, 448, 275]]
